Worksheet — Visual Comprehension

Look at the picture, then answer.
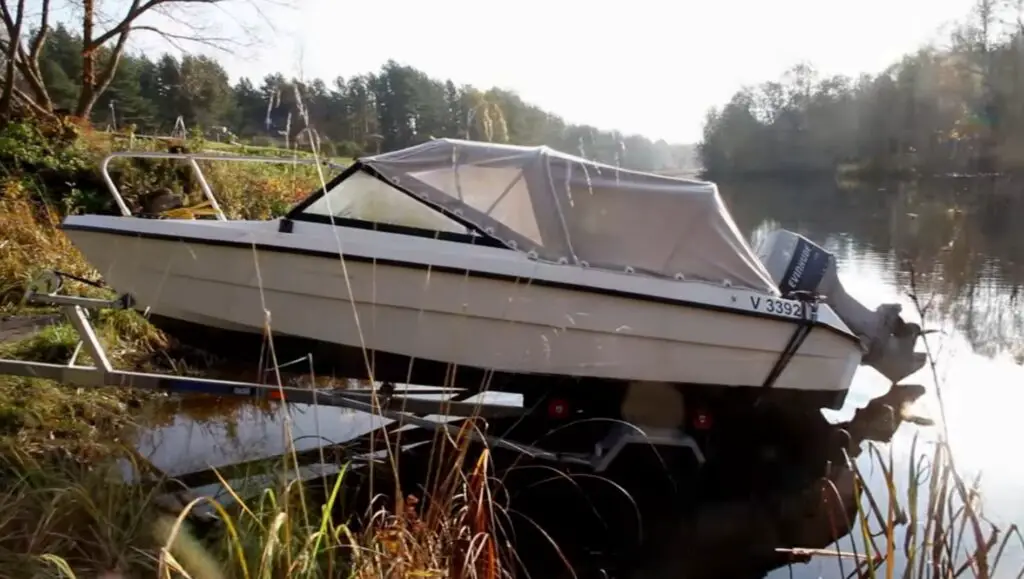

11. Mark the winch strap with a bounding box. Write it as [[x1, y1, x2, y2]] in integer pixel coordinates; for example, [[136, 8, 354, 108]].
[[761, 300, 819, 389], [53, 270, 108, 290]]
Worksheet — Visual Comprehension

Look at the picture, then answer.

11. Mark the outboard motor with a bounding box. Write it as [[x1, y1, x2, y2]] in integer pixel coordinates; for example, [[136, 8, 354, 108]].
[[756, 229, 926, 384]]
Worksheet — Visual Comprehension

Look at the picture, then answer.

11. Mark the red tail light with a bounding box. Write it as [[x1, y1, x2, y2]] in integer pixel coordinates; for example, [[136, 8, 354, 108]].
[[547, 398, 570, 419], [692, 409, 713, 430]]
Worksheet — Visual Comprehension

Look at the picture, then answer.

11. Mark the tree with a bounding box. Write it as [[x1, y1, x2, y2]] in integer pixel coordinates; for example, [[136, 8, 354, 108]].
[[0, 0, 280, 122], [0, 0, 25, 120], [462, 88, 508, 143], [21, 43, 693, 171], [177, 55, 232, 128], [37, 25, 81, 110], [0, 0, 51, 121], [697, 1, 1024, 177]]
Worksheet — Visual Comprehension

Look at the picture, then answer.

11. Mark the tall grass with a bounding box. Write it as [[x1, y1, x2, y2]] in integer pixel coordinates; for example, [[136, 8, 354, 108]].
[[154, 426, 504, 579], [0, 425, 507, 578], [0, 180, 92, 310], [840, 437, 1023, 579], [806, 281, 1024, 579]]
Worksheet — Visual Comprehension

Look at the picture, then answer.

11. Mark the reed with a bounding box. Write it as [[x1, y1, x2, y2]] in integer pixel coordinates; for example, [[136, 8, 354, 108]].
[[0, 422, 510, 579], [814, 279, 1024, 579]]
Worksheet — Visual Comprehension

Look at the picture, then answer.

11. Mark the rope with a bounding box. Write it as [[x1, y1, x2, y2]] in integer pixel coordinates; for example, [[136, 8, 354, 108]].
[[761, 296, 820, 389], [52, 270, 108, 290]]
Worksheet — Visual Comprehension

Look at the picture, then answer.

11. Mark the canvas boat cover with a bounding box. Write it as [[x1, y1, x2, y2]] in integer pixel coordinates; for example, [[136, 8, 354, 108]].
[[316, 138, 778, 294]]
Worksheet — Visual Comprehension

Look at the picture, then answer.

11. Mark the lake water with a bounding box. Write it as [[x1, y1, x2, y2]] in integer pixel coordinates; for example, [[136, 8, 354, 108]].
[[724, 177, 1024, 578], [132, 176, 1024, 577]]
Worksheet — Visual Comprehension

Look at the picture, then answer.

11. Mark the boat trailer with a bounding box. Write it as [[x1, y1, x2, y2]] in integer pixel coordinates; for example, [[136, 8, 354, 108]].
[[0, 271, 704, 476]]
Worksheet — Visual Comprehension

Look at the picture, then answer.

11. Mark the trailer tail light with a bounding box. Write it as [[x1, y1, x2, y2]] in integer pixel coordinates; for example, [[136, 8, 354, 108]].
[[692, 409, 713, 430], [547, 398, 570, 419]]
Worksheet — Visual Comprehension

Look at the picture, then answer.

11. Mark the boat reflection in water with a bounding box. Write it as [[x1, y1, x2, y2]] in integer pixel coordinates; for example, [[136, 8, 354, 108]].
[[501, 383, 926, 579], [134, 381, 925, 579]]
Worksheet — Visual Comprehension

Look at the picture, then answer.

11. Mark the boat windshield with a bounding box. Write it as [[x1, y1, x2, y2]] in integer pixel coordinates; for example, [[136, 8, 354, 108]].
[[301, 170, 469, 234]]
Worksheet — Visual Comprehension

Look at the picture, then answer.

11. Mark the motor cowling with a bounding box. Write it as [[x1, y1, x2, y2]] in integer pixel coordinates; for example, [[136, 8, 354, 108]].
[[755, 229, 926, 384]]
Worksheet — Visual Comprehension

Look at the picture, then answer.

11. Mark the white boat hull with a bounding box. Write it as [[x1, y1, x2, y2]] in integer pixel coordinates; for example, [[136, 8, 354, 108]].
[[61, 216, 861, 395]]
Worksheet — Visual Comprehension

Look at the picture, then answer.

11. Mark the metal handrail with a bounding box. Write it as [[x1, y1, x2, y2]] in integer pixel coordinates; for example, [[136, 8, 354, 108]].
[[100, 151, 345, 220]]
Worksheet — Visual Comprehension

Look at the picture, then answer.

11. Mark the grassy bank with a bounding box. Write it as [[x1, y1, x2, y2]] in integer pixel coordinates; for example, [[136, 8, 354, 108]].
[[0, 119, 329, 307], [0, 116, 328, 456]]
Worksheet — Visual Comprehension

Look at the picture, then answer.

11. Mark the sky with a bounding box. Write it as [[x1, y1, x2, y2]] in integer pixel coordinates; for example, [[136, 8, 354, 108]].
[[66, 0, 979, 143]]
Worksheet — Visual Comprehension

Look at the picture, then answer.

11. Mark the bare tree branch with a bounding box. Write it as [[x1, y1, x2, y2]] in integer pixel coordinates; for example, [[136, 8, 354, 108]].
[[89, 0, 223, 50], [0, 0, 14, 30], [0, 0, 26, 122], [0, 0, 52, 110], [0, 63, 51, 118], [27, 0, 47, 60], [92, 27, 130, 96], [74, 0, 143, 117], [129, 25, 234, 52], [12, 43, 53, 108], [5, 0, 284, 121], [11, 83, 51, 117]]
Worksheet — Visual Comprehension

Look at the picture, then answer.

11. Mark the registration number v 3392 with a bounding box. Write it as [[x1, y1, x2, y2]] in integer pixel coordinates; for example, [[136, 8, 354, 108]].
[[749, 296, 803, 317]]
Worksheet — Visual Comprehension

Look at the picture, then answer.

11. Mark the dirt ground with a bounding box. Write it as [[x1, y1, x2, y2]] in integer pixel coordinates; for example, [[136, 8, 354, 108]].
[[0, 314, 61, 343]]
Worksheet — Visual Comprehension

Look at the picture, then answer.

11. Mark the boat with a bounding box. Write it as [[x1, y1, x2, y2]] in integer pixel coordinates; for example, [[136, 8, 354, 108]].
[[58, 139, 925, 448]]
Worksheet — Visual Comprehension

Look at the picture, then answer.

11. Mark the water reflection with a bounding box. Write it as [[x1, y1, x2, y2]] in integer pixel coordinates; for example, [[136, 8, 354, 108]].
[[722, 177, 1024, 361], [722, 177, 1024, 577], [134, 389, 519, 478], [503, 383, 925, 579], [134, 398, 372, 476]]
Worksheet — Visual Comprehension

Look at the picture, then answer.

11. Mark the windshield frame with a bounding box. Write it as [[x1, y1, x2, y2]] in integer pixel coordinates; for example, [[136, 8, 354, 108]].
[[285, 162, 510, 248]]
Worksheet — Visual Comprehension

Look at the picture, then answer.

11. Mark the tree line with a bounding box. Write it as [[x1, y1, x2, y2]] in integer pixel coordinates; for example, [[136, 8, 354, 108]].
[[699, 0, 1024, 178], [2, 4, 694, 172]]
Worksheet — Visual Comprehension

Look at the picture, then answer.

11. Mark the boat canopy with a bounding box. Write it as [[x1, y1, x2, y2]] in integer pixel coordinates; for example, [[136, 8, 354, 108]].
[[305, 138, 778, 294]]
